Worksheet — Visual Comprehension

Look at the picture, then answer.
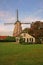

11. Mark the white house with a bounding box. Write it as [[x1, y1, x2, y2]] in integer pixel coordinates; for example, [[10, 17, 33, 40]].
[[20, 33, 35, 43]]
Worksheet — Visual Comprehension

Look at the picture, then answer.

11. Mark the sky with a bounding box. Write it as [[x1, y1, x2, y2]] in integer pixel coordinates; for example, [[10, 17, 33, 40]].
[[0, 0, 43, 36]]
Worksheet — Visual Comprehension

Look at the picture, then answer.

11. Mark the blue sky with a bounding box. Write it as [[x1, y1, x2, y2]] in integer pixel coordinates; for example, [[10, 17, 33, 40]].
[[0, 0, 43, 36]]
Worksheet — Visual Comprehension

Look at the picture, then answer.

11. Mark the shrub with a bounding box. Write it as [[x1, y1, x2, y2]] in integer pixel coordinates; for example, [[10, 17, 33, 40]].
[[35, 38, 41, 44], [19, 37, 24, 43], [0, 36, 16, 42]]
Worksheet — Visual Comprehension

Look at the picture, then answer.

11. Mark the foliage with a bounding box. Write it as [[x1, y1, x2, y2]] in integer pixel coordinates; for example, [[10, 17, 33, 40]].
[[19, 37, 34, 44], [22, 28, 33, 34], [35, 38, 41, 44], [4, 36, 16, 42], [19, 36, 25, 43], [22, 22, 43, 40], [22, 28, 29, 33]]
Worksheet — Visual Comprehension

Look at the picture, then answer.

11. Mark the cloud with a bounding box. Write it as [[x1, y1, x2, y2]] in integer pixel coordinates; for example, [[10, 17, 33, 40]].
[[0, 11, 16, 23], [0, 31, 13, 36], [21, 16, 43, 29], [21, 9, 43, 23], [32, 9, 43, 16], [0, 9, 43, 23], [0, 11, 16, 35], [21, 9, 43, 29], [21, 16, 43, 23], [0, 24, 14, 36]]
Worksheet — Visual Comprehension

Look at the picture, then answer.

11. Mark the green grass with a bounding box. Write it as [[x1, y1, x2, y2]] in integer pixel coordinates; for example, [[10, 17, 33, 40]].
[[0, 42, 43, 65]]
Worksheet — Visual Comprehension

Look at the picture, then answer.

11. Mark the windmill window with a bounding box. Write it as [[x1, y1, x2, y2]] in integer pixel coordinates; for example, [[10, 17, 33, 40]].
[[24, 33, 26, 37]]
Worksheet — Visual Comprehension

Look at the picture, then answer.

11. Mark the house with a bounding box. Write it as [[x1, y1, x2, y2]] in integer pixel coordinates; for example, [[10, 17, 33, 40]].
[[20, 33, 35, 43], [0, 36, 7, 40]]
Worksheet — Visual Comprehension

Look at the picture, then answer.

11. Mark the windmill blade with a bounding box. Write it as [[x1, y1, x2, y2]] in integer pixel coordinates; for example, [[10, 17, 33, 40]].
[[21, 23, 31, 24], [4, 22, 31, 25], [4, 23, 15, 25]]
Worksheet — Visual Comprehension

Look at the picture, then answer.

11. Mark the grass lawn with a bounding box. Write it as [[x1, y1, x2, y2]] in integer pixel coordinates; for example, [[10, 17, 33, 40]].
[[0, 42, 43, 65]]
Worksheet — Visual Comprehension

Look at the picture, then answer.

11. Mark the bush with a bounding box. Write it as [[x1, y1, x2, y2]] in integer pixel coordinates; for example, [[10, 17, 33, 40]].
[[35, 38, 41, 44], [5, 36, 16, 42], [19, 37, 24, 43], [0, 36, 16, 42]]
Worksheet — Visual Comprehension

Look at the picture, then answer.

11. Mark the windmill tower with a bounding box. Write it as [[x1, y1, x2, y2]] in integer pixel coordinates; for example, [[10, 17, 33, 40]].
[[13, 10, 22, 37]]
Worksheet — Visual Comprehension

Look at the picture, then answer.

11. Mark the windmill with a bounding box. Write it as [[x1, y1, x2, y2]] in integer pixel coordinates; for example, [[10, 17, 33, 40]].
[[4, 10, 31, 37]]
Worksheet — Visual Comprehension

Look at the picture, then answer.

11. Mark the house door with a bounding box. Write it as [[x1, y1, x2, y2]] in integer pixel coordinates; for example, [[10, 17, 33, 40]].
[[27, 38, 28, 43]]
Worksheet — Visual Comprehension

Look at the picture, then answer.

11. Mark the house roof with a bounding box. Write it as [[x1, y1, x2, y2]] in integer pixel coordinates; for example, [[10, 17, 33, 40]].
[[0, 36, 7, 39], [20, 33, 35, 39]]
